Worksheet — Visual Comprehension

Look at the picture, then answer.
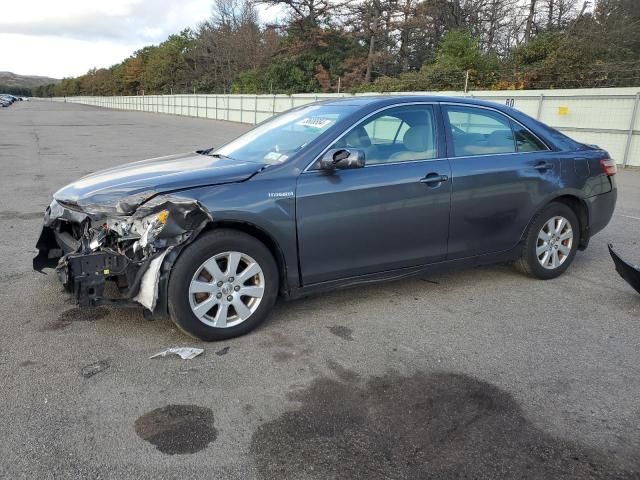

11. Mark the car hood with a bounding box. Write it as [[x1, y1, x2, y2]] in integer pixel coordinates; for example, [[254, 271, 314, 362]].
[[53, 151, 264, 212]]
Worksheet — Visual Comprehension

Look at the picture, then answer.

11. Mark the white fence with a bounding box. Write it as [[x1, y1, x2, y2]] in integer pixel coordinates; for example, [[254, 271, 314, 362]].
[[46, 87, 640, 166]]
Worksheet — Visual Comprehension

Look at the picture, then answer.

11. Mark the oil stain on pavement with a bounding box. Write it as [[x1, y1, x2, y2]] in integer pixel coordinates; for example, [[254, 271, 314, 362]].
[[327, 325, 354, 341], [41, 307, 109, 331], [250, 370, 639, 479], [135, 405, 217, 455]]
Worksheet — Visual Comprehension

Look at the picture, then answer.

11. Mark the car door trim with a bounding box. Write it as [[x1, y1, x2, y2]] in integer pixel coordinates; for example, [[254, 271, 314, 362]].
[[303, 101, 443, 173]]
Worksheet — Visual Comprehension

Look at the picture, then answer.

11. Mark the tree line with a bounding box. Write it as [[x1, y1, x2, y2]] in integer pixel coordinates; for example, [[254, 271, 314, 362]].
[[0, 85, 32, 96], [33, 0, 640, 97]]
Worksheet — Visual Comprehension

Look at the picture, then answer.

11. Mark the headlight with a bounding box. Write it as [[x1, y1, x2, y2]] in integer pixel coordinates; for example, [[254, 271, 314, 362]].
[[136, 209, 170, 249]]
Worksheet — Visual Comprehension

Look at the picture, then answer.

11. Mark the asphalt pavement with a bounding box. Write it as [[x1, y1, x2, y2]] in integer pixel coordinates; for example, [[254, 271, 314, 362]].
[[1, 100, 639, 479]]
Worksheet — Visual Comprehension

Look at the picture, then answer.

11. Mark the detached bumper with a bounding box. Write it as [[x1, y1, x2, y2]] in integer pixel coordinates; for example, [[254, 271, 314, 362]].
[[609, 244, 640, 295]]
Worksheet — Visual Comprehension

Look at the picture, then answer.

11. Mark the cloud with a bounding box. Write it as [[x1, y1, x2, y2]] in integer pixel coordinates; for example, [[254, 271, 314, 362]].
[[0, 0, 211, 43], [0, 0, 286, 78]]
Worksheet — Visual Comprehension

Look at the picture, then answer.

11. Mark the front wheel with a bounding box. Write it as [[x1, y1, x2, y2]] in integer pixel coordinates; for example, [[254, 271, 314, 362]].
[[515, 202, 579, 279], [168, 229, 279, 341]]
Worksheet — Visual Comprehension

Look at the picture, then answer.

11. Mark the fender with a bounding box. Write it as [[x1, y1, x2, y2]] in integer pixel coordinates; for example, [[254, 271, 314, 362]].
[[517, 189, 591, 250]]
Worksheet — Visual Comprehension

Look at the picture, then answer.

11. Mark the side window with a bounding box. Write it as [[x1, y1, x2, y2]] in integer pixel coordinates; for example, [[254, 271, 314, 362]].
[[445, 106, 515, 157], [330, 105, 437, 165], [364, 116, 405, 145], [512, 122, 548, 152]]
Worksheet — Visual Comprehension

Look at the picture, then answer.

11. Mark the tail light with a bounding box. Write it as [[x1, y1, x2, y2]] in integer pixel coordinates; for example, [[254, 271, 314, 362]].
[[600, 158, 617, 176]]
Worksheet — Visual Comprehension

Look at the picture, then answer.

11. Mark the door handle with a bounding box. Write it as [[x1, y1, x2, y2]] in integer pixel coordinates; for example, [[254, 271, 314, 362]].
[[420, 173, 449, 185], [534, 162, 554, 172]]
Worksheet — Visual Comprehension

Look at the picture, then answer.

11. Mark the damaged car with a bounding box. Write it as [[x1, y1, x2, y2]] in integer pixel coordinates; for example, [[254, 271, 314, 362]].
[[34, 96, 617, 340]]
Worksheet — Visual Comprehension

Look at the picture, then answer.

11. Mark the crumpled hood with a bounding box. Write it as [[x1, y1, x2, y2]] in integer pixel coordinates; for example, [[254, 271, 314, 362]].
[[53, 151, 263, 210]]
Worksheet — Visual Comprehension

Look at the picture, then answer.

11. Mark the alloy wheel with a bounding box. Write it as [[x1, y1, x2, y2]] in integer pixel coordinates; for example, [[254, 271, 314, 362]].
[[536, 216, 573, 270], [188, 251, 265, 328]]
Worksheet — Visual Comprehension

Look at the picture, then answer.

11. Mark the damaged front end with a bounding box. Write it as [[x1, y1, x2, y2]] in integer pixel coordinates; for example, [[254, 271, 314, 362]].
[[33, 194, 211, 313]]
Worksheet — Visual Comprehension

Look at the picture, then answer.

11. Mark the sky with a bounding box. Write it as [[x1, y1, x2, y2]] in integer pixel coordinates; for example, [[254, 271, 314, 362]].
[[0, 0, 284, 79]]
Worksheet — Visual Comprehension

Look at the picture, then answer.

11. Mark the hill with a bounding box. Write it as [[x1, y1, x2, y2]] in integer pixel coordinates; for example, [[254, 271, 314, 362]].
[[0, 72, 59, 89]]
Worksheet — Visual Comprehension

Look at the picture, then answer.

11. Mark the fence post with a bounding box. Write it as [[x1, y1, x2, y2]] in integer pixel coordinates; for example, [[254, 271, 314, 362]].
[[536, 94, 544, 120], [623, 92, 640, 167], [272, 95, 276, 116], [254, 94, 258, 125]]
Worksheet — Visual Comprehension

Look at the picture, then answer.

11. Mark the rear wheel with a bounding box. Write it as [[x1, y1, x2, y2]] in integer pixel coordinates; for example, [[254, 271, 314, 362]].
[[168, 229, 278, 341], [515, 202, 579, 279]]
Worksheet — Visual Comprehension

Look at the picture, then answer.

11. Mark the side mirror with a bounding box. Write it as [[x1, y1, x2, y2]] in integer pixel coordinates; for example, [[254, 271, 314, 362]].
[[319, 148, 365, 171]]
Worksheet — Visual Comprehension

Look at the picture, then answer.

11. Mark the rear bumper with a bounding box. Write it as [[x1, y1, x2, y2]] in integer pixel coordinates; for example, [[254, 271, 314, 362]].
[[585, 185, 617, 240], [609, 244, 640, 294]]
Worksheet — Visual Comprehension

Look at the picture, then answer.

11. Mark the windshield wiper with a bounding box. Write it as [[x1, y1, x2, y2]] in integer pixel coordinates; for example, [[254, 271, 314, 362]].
[[199, 149, 235, 161]]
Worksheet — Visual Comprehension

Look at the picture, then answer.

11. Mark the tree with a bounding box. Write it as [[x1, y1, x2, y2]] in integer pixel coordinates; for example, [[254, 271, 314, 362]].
[[143, 31, 195, 94]]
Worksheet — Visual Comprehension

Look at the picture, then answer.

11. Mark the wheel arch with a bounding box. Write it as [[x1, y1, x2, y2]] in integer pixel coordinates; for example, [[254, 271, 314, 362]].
[[196, 220, 290, 295], [523, 194, 590, 250]]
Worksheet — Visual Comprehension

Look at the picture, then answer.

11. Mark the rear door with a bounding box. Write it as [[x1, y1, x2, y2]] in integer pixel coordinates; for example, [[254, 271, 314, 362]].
[[442, 104, 561, 259], [296, 104, 451, 285]]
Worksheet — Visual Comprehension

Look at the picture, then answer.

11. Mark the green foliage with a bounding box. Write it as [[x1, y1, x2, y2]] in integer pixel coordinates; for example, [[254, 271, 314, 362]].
[[143, 31, 195, 94], [0, 85, 32, 96], [511, 33, 562, 67], [232, 28, 366, 94], [358, 32, 500, 92], [432, 31, 484, 71]]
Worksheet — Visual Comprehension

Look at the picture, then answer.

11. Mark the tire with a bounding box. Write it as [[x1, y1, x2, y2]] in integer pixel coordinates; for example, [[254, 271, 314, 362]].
[[168, 229, 279, 341], [515, 202, 580, 280]]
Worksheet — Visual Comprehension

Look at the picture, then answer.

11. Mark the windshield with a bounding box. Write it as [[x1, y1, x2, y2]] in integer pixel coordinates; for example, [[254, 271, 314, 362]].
[[212, 104, 358, 164]]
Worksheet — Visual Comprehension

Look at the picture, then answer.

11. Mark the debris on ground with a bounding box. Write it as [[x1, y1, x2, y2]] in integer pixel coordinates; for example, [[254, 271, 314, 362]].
[[81, 360, 110, 378], [215, 346, 230, 356], [609, 243, 640, 294], [150, 347, 204, 360]]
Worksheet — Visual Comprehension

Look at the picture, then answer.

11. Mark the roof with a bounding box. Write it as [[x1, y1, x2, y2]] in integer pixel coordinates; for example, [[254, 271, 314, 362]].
[[318, 95, 507, 109]]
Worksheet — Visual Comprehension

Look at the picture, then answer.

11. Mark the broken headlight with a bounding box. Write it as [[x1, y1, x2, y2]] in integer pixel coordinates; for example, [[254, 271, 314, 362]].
[[135, 209, 170, 250]]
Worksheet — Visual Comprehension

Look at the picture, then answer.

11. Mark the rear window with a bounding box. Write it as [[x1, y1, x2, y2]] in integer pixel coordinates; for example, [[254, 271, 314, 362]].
[[512, 122, 548, 152], [445, 106, 515, 156]]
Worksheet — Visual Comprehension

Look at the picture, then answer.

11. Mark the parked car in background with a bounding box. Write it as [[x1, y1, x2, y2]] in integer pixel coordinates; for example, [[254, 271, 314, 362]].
[[34, 96, 617, 340], [0, 96, 13, 107]]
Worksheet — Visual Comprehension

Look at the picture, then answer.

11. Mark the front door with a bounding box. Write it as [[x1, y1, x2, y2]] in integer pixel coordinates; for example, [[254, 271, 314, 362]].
[[296, 104, 452, 285]]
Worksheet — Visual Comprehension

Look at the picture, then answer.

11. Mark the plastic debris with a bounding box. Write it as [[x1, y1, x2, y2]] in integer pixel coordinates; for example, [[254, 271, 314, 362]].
[[215, 346, 230, 356], [81, 360, 110, 378], [150, 347, 204, 360]]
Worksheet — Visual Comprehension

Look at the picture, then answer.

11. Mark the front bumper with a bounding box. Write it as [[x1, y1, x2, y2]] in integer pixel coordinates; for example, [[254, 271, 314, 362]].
[[34, 196, 211, 312], [60, 251, 138, 307]]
